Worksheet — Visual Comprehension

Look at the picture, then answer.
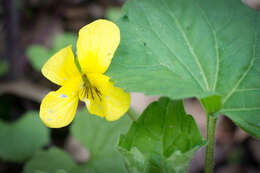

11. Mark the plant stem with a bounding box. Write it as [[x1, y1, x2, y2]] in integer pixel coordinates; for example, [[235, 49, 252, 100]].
[[127, 108, 138, 121], [205, 114, 217, 173]]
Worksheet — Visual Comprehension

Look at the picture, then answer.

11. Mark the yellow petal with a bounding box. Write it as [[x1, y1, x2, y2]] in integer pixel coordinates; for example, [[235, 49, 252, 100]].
[[42, 45, 81, 86], [79, 74, 130, 121], [77, 19, 120, 73], [40, 77, 81, 128]]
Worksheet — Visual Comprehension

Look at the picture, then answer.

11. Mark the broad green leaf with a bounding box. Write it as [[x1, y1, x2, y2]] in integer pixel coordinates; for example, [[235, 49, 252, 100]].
[[27, 45, 51, 71], [107, 0, 260, 138], [118, 98, 206, 173], [200, 95, 222, 115], [71, 110, 131, 173], [0, 111, 50, 162], [24, 147, 84, 173]]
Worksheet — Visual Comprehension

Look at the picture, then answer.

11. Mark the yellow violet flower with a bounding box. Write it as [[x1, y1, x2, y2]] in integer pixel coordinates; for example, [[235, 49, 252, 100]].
[[40, 19, 131, 128]]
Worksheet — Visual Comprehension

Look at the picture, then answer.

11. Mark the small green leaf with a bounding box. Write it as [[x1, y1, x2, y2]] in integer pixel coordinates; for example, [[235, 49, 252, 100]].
[[24, 148, 84, 173], [55, 170, 68, 173], [108, 0, 260, 138], [35, 171, 44, 173], [0, 111, 50, 162], [0, 59, 8, 76], [27, 33, 77, 71], [200, 95, 222, 115], [27, 45, 51, 71], [53, 33, 77, 52], [71, 110, 131, 173], [118, 98, 206, 173], [35, 170, 67, 173]]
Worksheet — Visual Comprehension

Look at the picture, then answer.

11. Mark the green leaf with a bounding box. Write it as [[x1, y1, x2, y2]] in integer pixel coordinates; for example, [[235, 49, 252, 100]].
[[71, 110, 131, 173], [0, 111, 50, 162], [107, 0, 260, 138], [27, 45, 51, 71], [24, 147, 84, 173], [35, 170, 68, 173], [118, 98, 206, 173], [0, 59, 8, 76], [27, 33, 77, 71], [55, 170, 68, 173], [200, 95, 222, 115], [53, 33, 77, 52]]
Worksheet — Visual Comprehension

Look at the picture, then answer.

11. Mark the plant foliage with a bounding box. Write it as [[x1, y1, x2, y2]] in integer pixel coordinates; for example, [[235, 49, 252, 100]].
[[107, 0, 260, 138]]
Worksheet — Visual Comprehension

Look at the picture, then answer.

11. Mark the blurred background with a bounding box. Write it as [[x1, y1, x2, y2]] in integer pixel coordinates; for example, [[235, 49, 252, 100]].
[[0, 0, 259, 172]]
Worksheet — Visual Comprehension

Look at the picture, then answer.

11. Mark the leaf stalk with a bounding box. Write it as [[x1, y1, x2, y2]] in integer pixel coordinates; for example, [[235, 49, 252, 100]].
[[127, 108, 138, 121], [205, 114, 217, 173]]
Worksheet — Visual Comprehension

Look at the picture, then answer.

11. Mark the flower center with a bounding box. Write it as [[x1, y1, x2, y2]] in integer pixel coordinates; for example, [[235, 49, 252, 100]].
[[80, 74, 102, 101]]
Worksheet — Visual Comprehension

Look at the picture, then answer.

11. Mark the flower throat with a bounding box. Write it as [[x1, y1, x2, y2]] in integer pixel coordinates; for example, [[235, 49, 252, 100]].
[[80, 74, 102, 101]]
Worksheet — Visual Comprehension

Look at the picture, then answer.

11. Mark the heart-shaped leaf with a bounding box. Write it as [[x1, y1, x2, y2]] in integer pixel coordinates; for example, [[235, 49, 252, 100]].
[[118, 98, 206, 173], [24, 147, 84, 173], [71, 110, 131, 173], [107, 0, 260, 138], [0, 111, 50, 162]]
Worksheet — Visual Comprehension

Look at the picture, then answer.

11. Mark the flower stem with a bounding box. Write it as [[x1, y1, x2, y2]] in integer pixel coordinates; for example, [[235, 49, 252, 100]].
[[205, 114, 217, 173], [127, 108, 138, 121], [74, 57, 83, 74]]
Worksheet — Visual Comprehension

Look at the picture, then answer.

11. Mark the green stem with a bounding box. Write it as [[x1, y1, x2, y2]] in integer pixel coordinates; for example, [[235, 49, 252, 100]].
[[74, 56, 83, 74], [127, 108, 138, 121], [205, 114, 217, 173]]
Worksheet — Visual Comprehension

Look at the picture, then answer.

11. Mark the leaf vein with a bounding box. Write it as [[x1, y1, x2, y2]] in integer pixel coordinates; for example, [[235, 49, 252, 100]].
[[223, 32, 257, 104], [194, 0, 220, 91], [136, 2, 204, 90], [222, 107, 260, 112], [235, 88, 260, 92], [162, 0, 210, 91]]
